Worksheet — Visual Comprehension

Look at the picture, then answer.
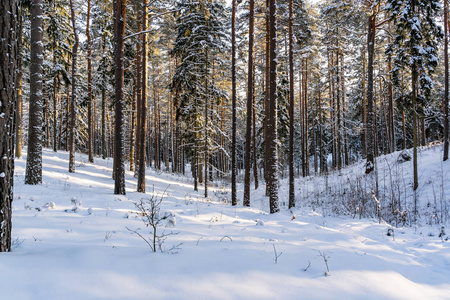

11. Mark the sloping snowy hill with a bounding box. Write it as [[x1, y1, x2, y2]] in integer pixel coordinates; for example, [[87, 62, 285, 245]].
[[1, 147, 450, 299]]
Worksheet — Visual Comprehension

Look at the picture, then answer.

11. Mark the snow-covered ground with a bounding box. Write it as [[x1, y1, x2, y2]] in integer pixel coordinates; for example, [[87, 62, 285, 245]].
[[1, 147, 450, 299]]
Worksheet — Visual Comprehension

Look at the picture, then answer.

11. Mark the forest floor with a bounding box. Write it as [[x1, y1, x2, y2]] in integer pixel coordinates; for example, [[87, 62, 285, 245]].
[[1, 147, 450, 299]]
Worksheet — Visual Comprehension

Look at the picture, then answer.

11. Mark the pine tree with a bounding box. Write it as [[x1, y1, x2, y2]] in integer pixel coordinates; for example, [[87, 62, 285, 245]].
[[267, 0, 280, 213], [231, 0, 237, 206], [444, 0, 449, 161], [113, 0, 127, 195], [170, 0, 227, 195], [25, 0, 44, 185], [0, 0, 18, 252], [68, 0, 79, 173], [385, 0, 442, 197], [244, 0, 255, 207]]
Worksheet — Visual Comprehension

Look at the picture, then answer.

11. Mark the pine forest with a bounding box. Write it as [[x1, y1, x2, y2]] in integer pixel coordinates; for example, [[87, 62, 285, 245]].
[[1, 0, 450, 298]]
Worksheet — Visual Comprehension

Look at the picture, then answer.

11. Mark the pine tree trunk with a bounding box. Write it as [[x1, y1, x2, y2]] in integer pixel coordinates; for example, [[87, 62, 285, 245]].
[[86, 0, 94, 163], [113, 0, 126, 195], [25, 0, 44, 184], [68, 0, 78, 174], [231, 0, 237, 206], [264, 0, 270, 196], [288, 0, 295, 208], [244, 0, 254, 206], [365, 9, 376, 174], [411, 0, 418, 197], [267, 0, 280, 213], [0, 0, 18, 252], [445, 0, 449, 161], [137, 0, 147, 193]]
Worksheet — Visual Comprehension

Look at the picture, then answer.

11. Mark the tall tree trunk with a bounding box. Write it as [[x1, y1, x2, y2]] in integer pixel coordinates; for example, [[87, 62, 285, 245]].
[[365, 8, 376, 174], [267, 0, 280, 213], [411, 0, 418, 198], [25, 0, 44, 184], [113, 0, 127, 195], [0, 0, 18, 252], [243, 0, 254, 207], [231, 0, 237, 205], [137, 0, 147, 193], [86, 0, 93, 163], [445, 0, 449, 161], [264, 0, 270, 196], [288, 0, 295, 208], [68, 0, 78, 174]]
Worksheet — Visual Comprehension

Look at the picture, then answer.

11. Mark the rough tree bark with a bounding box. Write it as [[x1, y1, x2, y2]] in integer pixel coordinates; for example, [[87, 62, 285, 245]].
[[113, 0, 127, 195], [288, 0, 295, 208], [267, 0, 280, 213], [231, 0, 237, 206], [0, 0, 18, 252], [86, 0, 94, 163], [137, 0, 147, 193], [25, 0, 44, 184], [365, 5, 376, 174], [243, 0, 254, 207], [68, 0, 78, 173], [444, 0, 449, 161]]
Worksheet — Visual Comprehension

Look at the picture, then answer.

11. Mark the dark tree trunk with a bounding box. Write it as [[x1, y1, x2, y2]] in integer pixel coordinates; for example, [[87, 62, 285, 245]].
[[68, 0, 78, 174], [243, 0, 254, 207], [411, 0, 418, 196], [86, 0, 93, 163], [288, 0, 295, 208], [264, 0, 270, 196], [267, 0, 280, 213], [365, 9, 376, 174], [137, 0, 147, 193], [445, 0, 449, 161], [0, 0, 18, 252], [113, 0, 126, 195], [231, 0, 237, 206], [25, 0, 44, 184]]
